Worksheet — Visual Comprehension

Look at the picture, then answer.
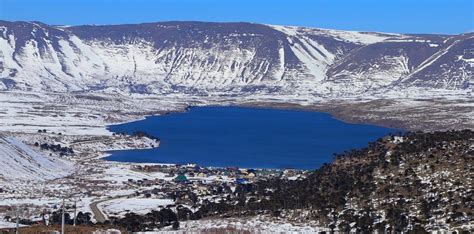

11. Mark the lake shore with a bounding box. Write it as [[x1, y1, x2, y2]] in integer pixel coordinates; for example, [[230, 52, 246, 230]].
[[104, 106, 400, 169]]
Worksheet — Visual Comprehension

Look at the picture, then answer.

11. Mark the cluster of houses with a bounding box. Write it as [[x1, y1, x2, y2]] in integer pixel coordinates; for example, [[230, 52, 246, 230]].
[[131, 163, 305, 184], [0, 161, 308, 228], [121, 163, 308, 207]]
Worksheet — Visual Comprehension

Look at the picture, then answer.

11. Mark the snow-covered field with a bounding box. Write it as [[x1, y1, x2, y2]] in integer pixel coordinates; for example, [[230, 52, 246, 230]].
[[0, 90, 472, 137], [0, 91, 189, 135], [156, 216, 330, 233], [100, 198, 174, 217]]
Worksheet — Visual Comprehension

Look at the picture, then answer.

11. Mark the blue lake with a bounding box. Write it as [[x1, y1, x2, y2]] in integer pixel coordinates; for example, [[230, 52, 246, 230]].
[[105, 106, 400, 170]]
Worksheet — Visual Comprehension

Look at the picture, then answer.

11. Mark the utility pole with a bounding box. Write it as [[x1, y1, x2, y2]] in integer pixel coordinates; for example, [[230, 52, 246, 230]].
[[73, 200, 77, 226], [61, 199, 65, 234], [15, 206, 19, 234]]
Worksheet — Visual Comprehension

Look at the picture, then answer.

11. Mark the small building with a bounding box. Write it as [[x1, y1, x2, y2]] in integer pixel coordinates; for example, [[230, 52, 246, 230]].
[[195, 185, 209, 195], [239, 169, 249, 175], [283, 169, 297, 177], [246, 172, 256, 179], [174, 174, 188, 183]]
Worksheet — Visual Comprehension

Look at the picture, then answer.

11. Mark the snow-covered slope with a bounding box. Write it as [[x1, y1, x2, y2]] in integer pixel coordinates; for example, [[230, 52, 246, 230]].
[[0, 135, 74, 182], [327, 34, 473, 92], [0, 20, 472, 96], [399, 33, 474, 89]]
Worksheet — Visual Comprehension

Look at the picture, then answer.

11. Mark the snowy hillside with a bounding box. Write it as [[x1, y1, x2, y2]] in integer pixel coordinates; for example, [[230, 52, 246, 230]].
[[0, 20, 471, 96], [0, 135, 74, 182]]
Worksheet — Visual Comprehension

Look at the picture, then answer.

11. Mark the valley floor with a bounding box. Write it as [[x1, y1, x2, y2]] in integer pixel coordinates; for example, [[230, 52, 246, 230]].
[[0, 90, 472, 231], [0, 90, 472, 135]]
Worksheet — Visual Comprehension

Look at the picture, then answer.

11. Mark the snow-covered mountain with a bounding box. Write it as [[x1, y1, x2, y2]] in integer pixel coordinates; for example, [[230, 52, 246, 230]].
[[0, 20, 472, 96], [0, 135, 74, 182]]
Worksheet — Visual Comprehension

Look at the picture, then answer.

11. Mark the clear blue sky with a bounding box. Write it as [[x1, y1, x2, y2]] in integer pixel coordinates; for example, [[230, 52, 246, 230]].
[[0, 0, 472, 34]]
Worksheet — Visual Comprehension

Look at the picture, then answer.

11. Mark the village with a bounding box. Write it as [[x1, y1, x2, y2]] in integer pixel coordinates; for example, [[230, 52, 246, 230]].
[[0, 140, 308, 229]]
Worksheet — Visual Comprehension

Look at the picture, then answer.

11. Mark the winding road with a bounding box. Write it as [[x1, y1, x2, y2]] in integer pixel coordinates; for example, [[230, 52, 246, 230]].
[[90, 195, 132, 223], [90, 199, 108, 223]]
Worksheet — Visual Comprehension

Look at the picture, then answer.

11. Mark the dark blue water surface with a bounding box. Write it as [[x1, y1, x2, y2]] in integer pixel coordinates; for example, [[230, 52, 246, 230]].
[[105, 106, 399, 170]]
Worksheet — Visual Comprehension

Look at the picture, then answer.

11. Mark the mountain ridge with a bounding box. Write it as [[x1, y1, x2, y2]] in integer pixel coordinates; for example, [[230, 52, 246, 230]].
[[0, 20, 472, 96], [7, 19, 464, 36]]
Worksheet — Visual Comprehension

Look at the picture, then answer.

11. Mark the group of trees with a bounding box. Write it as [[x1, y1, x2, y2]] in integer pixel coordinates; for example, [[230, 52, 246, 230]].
[[5, 211, 93, 227], [188, 130, 473, 232], [110, 208, 184, 232], [34, 142, 74, 156], [131, 131, 160, 141], [48, 211, 93, 226], [113, 131, 160, 141]]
